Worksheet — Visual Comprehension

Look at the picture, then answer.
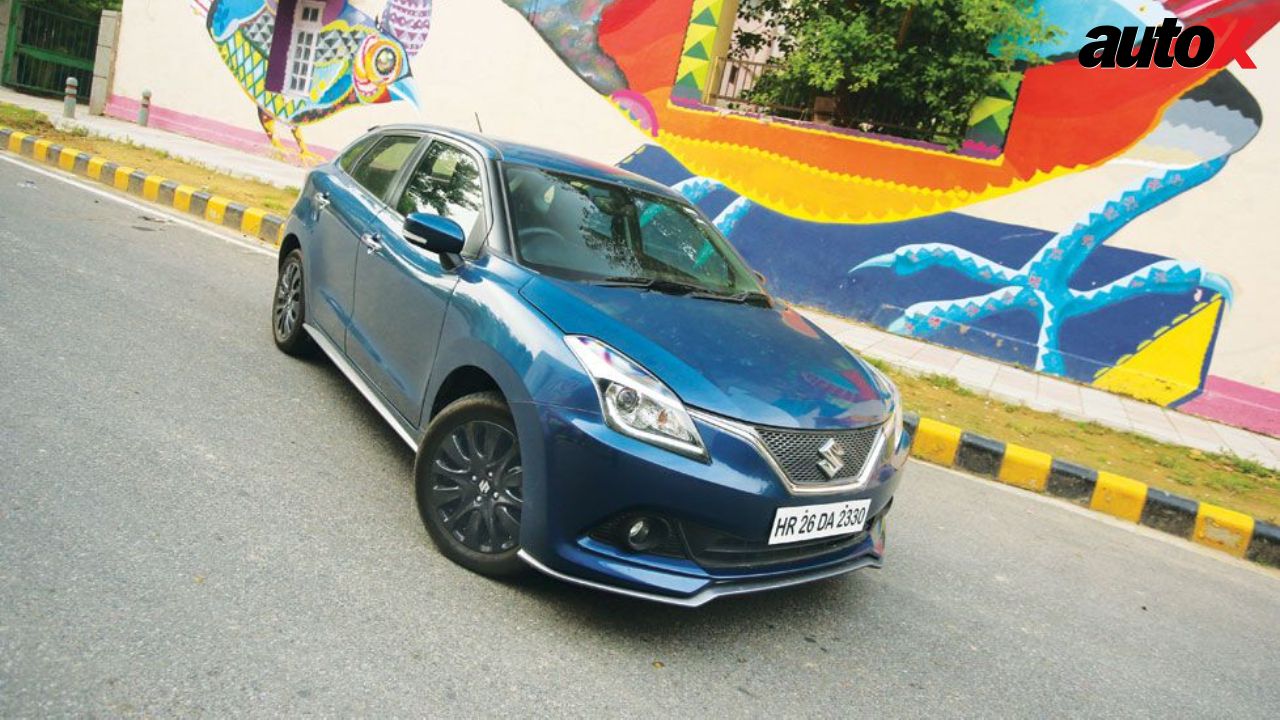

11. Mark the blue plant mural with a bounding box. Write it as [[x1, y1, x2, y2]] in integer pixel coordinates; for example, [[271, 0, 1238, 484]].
[[672, 176, 754, 237], [848, 161, 1234, 374]]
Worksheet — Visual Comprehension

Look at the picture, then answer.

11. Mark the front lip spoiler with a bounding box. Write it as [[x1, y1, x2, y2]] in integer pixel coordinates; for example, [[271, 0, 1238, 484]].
[[518, 549, 882, 608]]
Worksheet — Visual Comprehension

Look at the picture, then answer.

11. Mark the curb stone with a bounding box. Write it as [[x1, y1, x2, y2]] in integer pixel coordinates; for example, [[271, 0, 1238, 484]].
[[903, 413, 1278, 568], [1, 126, 286, 246]]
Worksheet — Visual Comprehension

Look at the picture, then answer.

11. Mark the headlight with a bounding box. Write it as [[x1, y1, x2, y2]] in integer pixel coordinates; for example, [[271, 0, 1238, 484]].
[[565, 336, 706, 460], [864, 361, 904, 449]]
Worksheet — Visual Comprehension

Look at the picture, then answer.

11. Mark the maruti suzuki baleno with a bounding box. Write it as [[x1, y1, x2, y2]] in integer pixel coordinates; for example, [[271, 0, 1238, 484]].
[[272, 125, 909, 606]]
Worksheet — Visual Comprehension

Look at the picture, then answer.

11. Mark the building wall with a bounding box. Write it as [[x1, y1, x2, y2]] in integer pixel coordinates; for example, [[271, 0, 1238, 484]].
[[108, 0, 1280, 436]]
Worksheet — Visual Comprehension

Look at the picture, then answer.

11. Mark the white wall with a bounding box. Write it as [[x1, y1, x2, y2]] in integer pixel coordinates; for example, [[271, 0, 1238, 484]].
[[111, 0, 648, 161]]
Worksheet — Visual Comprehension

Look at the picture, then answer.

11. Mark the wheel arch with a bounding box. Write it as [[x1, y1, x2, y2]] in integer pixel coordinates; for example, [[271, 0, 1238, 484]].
[[278, 233, 301, 269], [423, 338, 532, 425], [429, 365, 507, 419]]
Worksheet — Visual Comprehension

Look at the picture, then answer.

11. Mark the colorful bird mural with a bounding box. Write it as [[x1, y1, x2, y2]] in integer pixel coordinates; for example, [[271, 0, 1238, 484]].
[[499, 1, 627, 95], [190, 0, 432, 163]]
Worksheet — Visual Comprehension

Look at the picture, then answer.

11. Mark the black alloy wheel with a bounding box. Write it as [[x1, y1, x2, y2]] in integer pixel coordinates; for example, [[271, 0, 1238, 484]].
[[272, 249, 312, 355], [415, 392, 527, 577]]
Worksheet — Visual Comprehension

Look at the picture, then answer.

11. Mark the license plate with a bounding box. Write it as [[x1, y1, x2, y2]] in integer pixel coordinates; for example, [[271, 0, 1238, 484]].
[[768, 499, 872, 546]]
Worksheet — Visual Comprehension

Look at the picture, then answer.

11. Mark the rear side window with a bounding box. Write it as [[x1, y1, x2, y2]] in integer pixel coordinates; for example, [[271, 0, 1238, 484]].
[[337, 134, 379, 174], [348, 135, 419, 202]]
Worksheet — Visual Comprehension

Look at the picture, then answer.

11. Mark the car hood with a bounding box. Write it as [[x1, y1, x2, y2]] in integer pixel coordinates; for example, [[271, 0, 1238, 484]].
[[521, 277, 891, 429]]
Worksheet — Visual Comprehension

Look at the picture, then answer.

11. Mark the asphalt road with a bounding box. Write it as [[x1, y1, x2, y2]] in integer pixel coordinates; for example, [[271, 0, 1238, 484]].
[[2, 155, 1279, 718]]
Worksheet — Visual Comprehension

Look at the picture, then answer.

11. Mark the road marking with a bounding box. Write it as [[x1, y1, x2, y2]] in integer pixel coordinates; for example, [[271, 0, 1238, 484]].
[[0, 153, 275, 258]]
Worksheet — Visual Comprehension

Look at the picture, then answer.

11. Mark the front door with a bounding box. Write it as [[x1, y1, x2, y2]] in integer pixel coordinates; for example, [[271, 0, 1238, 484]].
[[308, 133, 419, 348], [347, 139, 486, 425]]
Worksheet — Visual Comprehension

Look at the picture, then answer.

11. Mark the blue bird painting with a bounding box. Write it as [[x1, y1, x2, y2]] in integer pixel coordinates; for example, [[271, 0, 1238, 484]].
[[190, 0, 432, 162]]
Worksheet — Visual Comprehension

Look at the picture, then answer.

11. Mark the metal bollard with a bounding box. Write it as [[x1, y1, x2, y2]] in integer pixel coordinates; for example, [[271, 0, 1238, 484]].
[[138, 90, 152, 127], [63, 77, 78, 119]]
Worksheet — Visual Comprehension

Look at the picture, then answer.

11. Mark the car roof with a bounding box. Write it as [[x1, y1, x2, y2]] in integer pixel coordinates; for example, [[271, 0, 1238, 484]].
[[371, 123, 681, 199]]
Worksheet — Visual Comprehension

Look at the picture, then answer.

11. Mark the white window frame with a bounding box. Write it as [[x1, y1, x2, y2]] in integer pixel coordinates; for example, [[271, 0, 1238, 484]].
[[285, 0, 326, 98]]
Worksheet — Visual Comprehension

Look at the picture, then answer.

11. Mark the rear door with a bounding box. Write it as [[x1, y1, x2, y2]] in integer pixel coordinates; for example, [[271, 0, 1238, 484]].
[[310, 133, 421, 349], [347, 138, 487, 425]]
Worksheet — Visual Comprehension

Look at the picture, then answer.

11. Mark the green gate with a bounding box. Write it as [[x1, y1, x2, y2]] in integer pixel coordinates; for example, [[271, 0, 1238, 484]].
[[2, 2, 99, 102]]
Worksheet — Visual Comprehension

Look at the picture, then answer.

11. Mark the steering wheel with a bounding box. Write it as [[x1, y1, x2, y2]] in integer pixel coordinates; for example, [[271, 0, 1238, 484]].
[[516, 226, 569, 262]]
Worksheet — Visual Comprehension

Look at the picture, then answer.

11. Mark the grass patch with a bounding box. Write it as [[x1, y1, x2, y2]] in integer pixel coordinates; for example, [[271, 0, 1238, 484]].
[[869, 357, 1280, 523], [1, 101, 299, 214], [0, 103, 49, 133]]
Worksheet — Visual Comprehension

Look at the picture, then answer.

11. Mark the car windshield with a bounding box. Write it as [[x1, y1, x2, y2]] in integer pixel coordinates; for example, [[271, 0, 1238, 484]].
[[503, 164, 764, 297]]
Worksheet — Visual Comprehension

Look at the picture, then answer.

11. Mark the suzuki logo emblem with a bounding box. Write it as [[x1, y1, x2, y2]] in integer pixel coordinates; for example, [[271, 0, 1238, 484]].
[[817, 438, 846, 479]]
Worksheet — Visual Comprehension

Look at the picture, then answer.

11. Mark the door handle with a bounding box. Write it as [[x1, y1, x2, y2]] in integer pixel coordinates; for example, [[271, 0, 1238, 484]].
[[313, 192, 330, 211], [360, 232, 383, 253]]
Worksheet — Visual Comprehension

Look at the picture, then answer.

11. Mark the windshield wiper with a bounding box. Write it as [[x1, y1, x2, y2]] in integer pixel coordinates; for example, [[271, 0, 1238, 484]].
[[590, 277, 771, 306], [688, 290, 773, 307], [590, 276, 702, 296]]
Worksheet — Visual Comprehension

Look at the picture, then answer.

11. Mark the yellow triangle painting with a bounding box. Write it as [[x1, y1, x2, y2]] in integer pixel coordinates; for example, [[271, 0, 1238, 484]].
[[1092, 296, 1224, 406]]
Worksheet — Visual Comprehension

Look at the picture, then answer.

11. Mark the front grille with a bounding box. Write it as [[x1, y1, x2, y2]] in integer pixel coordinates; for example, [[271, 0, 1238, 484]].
[[755, 424, 882, 486]]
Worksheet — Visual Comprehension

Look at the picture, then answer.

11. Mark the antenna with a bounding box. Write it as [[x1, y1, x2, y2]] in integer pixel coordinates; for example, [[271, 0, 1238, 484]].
[[474, 112, 484, 134]]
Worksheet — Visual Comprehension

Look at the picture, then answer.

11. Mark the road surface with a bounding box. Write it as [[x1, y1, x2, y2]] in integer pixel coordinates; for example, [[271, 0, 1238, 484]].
[[2, 155, 1278, 717]]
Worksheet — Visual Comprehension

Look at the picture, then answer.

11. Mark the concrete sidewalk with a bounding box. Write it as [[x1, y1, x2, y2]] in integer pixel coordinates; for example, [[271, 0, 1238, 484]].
[[2, 89, 1276, 469], [0, 88, 305, 189]]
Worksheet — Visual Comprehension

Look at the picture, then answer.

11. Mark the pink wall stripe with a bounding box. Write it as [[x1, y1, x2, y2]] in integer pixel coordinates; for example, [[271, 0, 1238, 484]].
[[1179, 376, 1280, 438], [105, 95, 337, 164]]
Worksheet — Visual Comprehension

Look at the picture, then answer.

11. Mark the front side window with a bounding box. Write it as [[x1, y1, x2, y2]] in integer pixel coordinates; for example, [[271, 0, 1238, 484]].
[[347, 135, 418, 201], [395, 141, 484, 238], [503, 164, 762, 296]]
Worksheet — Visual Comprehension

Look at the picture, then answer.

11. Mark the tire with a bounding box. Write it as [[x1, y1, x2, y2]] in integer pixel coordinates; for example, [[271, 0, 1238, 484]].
[[415, 392, 527, 577], [271, 249, 313, 356]]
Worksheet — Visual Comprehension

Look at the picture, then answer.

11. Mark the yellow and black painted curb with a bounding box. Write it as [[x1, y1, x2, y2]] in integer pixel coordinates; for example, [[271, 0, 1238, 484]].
[[903, 413, 1280, 568], [1, 127, 286, 246]]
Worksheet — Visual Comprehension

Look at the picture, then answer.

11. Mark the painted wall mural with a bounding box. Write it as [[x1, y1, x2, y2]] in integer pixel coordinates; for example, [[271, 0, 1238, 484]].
[[108, 0, 1278, 436], [499, 0, 1280, 436], [189, 0, 431, 162]]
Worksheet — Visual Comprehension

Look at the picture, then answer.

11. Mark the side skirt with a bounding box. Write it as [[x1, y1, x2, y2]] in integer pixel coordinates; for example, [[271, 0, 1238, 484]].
[[303, 324, 421, 451]]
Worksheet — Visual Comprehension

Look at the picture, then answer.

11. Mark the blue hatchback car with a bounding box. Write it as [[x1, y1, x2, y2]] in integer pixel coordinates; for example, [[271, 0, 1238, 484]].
[[272, 125, 909, 606]]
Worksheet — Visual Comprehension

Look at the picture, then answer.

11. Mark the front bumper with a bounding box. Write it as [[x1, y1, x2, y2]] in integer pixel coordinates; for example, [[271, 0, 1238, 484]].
[[511, 401, 909, 606]]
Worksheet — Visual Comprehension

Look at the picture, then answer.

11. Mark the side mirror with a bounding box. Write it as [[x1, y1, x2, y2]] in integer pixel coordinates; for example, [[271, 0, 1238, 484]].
[[404, 212, 465, 256], [754, 271, 768, 287]]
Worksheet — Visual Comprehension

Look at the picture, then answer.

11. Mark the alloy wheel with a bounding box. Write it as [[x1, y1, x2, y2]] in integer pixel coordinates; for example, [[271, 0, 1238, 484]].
[[428, 420, 523, 554], [273, 262, 302, 340]]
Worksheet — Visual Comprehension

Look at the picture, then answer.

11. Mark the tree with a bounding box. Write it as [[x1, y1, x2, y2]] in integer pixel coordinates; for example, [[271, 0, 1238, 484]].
[[735, 0, 1059, 146]]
